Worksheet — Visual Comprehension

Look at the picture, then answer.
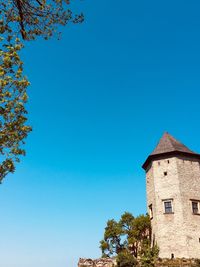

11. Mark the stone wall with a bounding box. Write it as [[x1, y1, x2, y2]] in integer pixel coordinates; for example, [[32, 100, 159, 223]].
[[156, 258, 198, 267], [78, 258, 116, 267], [146, 156, 200, 258], [78, 258, 199, 267]]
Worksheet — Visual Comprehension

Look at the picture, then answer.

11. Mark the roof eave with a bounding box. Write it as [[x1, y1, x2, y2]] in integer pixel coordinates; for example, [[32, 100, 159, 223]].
[[142, 151, 200, 171]]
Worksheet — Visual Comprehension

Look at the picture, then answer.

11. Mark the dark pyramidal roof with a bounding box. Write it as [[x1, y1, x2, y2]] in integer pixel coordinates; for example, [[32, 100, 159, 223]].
[[142, 132, 200, 170], [151, 132, 195, 155]]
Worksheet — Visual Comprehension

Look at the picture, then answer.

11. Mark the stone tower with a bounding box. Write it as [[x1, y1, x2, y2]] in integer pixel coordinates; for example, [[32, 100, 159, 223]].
[[142, 132, 200, 259]]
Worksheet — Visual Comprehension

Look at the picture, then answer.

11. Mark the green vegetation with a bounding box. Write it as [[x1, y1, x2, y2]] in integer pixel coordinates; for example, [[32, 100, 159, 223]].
[[0, 0, 83, 181], [116, 251, 137, 267], [140, 244, 159, 267], [100, 212, 159, 267], [193, 259, 200, 267]]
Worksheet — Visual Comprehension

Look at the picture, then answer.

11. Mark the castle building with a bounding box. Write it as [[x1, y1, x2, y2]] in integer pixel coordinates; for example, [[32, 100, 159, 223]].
[[142, 133, 200, 259]]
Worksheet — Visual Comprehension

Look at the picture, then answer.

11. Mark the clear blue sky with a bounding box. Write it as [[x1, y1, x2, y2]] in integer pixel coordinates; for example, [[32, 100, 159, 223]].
[[1, 0, 200, 266]]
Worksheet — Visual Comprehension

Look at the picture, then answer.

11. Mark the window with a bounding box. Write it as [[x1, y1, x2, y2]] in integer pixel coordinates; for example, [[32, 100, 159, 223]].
[[167, 160, 170, 164], [149, 204, 153, 219], [190, 200, 200, 215], [164, 171, 168, 176], [164, 200, 173, 214], [192, 201, 199, 214]]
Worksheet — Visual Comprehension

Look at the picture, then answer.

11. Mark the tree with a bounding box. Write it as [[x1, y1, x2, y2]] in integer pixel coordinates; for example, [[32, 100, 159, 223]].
[[100, 218, 124, 257], [0, 1, 84, 40], [0, 33, 31, 181], [100, 212, 159, 267], [100, 212, 151, 258], [127, 214, 151, 258], [0, 0, 83, 182]]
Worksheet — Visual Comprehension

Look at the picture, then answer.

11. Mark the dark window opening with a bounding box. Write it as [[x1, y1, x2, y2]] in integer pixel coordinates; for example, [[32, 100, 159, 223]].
[[149, 204, 153, 219], [153, 234, 155, 247], [164, 171, 168, 176], [164, 200, 173, 213], [192, 201, 199, 214], [171, 254, 174, 259], [167, 160, 170, 164], [199, 238, 200, 243]]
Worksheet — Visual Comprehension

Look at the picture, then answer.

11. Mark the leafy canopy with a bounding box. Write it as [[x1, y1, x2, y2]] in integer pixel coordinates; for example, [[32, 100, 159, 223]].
[[0, 0, 84, 40], [0, 0, 83, 182], [0, 32, 31, 181], [100, 212, 151, 258], [100, 212, 159, 267]]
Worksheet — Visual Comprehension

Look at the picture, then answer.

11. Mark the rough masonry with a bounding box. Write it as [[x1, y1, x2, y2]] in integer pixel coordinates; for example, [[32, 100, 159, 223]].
[[78, 258, 116, 267], [142, 132, 200, 259]]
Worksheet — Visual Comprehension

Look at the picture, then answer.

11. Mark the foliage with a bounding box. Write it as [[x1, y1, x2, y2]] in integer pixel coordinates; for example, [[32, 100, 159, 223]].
[[0, 0, 83, 181], [0, 32, 31, 181], [100, 219, 124, 257], [100, 212, 159, 267], [128, 214, 151, 257], [140, 243, 159, 267], [100, 212, 151, 258], [193, 259, 200, 267], [116, 251, 138, 267], [0, 0, 84, 40]]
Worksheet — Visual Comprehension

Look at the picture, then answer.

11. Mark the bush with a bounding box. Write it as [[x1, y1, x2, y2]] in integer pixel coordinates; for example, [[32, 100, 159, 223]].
[[116, 251, 138, 267], [140, 245, 159, 267], [193, 259, 200, 267]]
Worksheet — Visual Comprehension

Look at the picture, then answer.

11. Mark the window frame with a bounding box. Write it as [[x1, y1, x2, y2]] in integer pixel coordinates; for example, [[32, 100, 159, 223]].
[[191, 200, 200, 215], [163, 199, 173, 214]]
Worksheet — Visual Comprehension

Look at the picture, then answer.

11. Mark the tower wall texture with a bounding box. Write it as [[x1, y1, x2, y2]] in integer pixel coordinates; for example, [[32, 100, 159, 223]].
[[146, 156, 200, 259]]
